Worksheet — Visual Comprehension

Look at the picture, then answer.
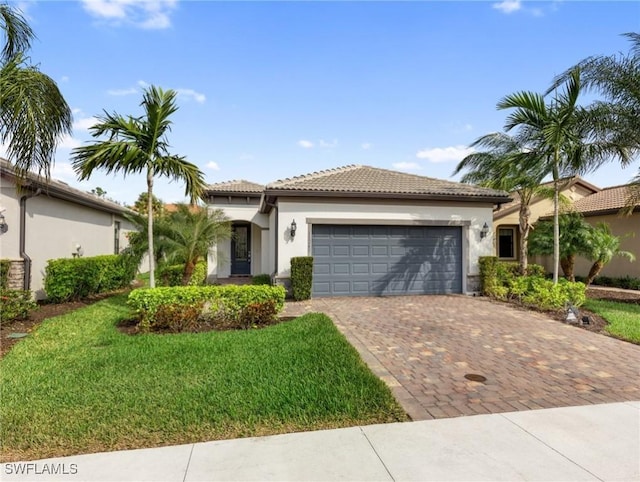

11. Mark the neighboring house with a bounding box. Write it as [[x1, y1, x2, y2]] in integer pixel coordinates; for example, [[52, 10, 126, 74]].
[[570, 185, 639, 279], [492, 177, 599, 262], [205, 165, 510, 297], [0, 159, 136, 299]]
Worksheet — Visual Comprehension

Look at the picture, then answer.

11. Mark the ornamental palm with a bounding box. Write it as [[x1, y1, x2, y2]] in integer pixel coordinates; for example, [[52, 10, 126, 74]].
[[71, 86, 206, 287], [552, 33, 640, 212], [0, 3, 72, 179], [583, 223, 635, 286], [453, 132, 549, 275], [497, 68, 632, 283]]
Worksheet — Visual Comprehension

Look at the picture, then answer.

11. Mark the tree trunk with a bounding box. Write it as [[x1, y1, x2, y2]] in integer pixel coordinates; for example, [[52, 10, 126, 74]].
[[518, 201, 531, 275], [182, 259, 196, 286], [585, 261, 604, 286], [560, 254, 575, 281], [147, 165, 155, 288], [552, 161, 560, 285]]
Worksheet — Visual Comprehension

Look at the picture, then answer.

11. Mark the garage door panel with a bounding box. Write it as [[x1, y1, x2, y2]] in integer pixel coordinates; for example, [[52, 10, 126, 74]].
[[311, 225, 462, 296]]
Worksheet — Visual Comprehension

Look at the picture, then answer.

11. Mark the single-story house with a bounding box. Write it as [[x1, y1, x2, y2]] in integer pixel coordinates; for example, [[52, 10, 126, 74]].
[[0, 158, 136, 299], [205, 165, 510, 296], [492, 177, 599, 262], [492, 176, 639, 278]]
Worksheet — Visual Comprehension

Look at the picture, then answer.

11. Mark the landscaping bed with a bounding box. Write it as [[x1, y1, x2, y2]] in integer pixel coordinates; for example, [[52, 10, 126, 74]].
[[0, 294, 406, 462]]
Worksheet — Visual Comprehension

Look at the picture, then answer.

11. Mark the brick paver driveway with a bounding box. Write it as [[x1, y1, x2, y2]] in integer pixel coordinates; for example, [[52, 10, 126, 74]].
[[284, 296, 640, 420]]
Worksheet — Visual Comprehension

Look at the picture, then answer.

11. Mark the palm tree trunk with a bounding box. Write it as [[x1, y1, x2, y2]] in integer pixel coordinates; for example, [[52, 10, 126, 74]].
[[518, 202, 530, 275], [147, 165, 155, 288], [552, 160, 560, 285], [585, 261, 604, 286], [560, 254, 575, 281], [182, 259, 196, 285]]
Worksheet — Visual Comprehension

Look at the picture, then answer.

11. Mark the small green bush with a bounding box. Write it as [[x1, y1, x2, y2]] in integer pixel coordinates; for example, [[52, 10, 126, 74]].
[[44, 255, 136, 303], [290, 256, 313, 301], [128, 284, 286, 331], [520, 277, 586, 310], [591, 275, 640, 291], [152, 302, 204, 333], [0, 260, 10, 289], [479, 256, 499, 296], [252, 274, 272, 285], [0, 289, 38, 322], [158, 261, 207, 286]]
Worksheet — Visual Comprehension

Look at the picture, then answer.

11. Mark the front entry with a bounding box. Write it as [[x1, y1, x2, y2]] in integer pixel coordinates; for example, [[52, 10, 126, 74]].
[[231, 223, 251, 275]]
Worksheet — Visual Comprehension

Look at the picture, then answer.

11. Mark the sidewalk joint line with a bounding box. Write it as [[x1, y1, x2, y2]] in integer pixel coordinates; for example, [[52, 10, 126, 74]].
[[360, 426, 395, 482], [499, 413, 604, 482], [182, 444, 195, 482]]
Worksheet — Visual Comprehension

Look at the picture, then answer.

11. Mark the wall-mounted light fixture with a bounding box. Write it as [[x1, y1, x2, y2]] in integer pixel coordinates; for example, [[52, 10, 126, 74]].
[[0, 211, 7, 234], [480, 222, 489, 239], [290, 219, 297, 238]]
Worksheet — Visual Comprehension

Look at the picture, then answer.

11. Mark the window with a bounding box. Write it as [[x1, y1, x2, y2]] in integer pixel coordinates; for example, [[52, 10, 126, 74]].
[[114, 221, 121, 254], [498, 227, 515, 259]]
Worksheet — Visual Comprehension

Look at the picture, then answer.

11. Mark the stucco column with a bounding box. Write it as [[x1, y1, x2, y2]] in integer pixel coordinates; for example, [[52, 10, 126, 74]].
[[261, 228, 271, 274]]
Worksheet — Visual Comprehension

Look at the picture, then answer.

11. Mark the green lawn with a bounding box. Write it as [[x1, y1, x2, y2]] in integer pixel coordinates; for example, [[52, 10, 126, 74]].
[[0, 295, 406, 462], [584, 299, 640, 343]]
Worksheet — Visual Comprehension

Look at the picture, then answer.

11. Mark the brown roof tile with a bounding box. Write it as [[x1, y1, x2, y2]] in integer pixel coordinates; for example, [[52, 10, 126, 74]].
[[206, 179, 264, 194], [572, 185, 639, 215], [266, 165, 509, 200]]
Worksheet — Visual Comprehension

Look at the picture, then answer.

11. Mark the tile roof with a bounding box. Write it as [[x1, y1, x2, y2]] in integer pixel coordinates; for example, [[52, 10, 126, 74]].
[[265, 165, 509, 200], [206, 179, 264, 194], [0, 158, 131, 215], [572, 184, 639, 215]]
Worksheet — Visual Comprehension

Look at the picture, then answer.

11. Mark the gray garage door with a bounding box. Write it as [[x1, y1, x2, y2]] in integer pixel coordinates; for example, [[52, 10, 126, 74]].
[[312, 225, 463, 296]]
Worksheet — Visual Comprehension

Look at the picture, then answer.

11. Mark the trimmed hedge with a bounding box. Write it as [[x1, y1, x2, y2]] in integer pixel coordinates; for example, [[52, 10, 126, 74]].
[[44, 254, 137, 303], [0, 289, 37, 322], [291, 256, 313, 301], [252, 274, 272, 285], [128, 284, 287, 331], [158, 261, 207, 287], [0, 259, 10, 289], [479, 257, 585, 310]]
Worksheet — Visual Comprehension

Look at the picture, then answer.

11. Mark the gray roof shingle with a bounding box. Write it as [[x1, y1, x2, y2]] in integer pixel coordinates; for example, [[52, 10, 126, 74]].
[[206, 179, 265, 194]]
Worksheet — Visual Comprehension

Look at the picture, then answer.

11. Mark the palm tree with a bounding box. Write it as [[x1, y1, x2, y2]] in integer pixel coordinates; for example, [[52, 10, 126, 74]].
[[0, 3, 72, 179], [454, 132, 551, 275], [550, 33, 640, 212], [497, 68, 633, 283], [71, 86, 206, 288], [583, 223, 635, 286], [159, 204, 231, 284]]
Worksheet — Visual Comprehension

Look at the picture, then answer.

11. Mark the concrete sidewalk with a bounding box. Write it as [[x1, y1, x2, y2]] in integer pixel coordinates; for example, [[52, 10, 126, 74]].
[[2, 402, 639, 482]]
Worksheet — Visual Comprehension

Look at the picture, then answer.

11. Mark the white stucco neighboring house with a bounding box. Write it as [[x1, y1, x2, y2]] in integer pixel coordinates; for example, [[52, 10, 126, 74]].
[[0, 158, 136, 299], [205, 165, 511, 296]]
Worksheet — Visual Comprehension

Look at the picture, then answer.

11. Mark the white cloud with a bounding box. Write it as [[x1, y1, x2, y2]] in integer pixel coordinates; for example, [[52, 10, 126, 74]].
[[206, 161, 220, 171], [137, 80, 149, 88], [80, 0, 178, 30], [57, 134, 82, 150], [60, 76, 70, 83], [392, 162, 422, 171], [107, 87, 138, 96], [361, 142, 372, 150], [416, 145, 474, 163], [73, 117, 99, 131], [51, 162, 77, 181], [492, 0, 522, 13], [176, 88, 206, 104], [298, 140, 314, 149]]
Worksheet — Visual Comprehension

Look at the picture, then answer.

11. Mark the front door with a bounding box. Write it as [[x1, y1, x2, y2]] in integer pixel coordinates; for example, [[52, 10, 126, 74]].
[[231, 223, 251, 275]]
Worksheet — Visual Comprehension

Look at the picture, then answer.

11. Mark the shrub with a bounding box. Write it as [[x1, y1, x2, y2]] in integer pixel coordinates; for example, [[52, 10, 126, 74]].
[[158, 261, 207, 287], [128, 284, 286, 331], [479, 256, 499, 296], [591, 275, 640, 291], [0, 259, 10, 289], [252, 274, 272, 285], [290, 256, 313, 301], [0, 289, 37, 322], [152, 302, 203, 333], [520, 278, 586, 310], [44, 255, 136, 303]]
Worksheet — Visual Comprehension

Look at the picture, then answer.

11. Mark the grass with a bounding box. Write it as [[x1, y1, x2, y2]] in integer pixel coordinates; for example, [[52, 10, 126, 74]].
[[0, 295, 406, 462], [584, 299, 640, 343]]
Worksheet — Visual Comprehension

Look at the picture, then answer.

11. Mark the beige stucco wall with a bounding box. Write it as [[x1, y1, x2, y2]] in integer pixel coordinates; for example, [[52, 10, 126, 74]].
[[574, 212, 640, 278], [275, 198, 495, 293], [0, 179, 133, 299]]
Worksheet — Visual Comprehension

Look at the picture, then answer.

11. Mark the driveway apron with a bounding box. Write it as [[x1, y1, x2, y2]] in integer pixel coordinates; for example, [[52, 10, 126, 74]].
[[283, 296, 640, 420]]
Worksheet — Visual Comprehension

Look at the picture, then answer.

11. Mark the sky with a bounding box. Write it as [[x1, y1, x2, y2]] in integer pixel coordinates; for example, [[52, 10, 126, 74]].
[[3, 0, 640, 205]]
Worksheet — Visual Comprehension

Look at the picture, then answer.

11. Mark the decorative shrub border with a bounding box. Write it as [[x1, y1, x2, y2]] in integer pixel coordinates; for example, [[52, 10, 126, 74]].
[[290, 256, 313, 301]]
